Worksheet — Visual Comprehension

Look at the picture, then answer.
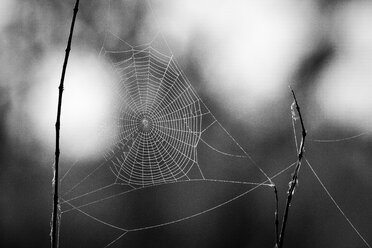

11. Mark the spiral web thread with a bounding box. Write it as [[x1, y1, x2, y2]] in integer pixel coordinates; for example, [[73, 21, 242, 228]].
[[57, 1, 371, 247]]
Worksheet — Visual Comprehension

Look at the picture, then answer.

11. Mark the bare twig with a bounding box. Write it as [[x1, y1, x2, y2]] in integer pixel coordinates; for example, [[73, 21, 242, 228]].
[[51, 1, 80, 248], [277, 88, 307, 248], [274, 185, 279, 247]]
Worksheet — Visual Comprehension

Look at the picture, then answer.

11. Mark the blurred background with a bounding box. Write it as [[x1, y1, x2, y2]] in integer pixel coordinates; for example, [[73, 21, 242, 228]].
[[1, 0, 371, 247]]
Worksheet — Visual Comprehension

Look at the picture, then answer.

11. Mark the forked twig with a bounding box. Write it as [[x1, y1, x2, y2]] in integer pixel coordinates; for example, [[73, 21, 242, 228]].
[[277, 88, 307, 248], [51, 1, 80, 248]]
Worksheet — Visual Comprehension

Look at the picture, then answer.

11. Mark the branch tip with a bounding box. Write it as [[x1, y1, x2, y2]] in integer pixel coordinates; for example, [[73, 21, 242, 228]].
[[276, 88, 307, 248]]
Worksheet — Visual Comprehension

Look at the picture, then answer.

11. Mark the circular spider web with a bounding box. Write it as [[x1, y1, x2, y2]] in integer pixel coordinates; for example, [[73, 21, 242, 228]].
[[58, 30, 279, 248], [103, 44, 202, 186]]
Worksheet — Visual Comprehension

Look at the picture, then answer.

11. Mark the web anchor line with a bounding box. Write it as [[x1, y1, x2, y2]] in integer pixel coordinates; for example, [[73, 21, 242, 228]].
[[305, 159, 371, 248], [60, 162, 297, 232]]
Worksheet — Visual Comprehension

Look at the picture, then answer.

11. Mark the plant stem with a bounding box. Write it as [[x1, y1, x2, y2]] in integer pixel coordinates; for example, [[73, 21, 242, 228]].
[[274, 185, 279, 247], [277, 88, 307, 248], [51, 1, 80, 248]]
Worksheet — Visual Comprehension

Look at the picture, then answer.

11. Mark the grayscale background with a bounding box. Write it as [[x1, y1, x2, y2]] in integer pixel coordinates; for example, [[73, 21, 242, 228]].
[[1, 0, 371, 247]]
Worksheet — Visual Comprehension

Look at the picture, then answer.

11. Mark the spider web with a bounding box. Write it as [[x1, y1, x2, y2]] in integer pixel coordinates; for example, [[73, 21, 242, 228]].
[[57, 9, 285, 246], [56, 1, 371, 247], [58, 30, 282, 246]]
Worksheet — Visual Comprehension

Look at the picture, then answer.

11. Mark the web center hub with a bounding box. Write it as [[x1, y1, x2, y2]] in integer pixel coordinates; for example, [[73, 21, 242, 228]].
[[137, 116, 153, 133]]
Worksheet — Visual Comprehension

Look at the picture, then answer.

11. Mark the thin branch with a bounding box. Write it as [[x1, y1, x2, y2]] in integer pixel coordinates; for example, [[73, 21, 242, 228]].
[[51, 1, 80, 248], [277, 88, 307, 248], [274, 185, 279, 247]]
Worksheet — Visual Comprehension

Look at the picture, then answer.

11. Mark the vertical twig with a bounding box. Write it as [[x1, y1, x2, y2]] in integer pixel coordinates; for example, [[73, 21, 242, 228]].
[[274, 185, 279, 247], [51, 1, 80, 248], [277, 88, 307, 248]]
